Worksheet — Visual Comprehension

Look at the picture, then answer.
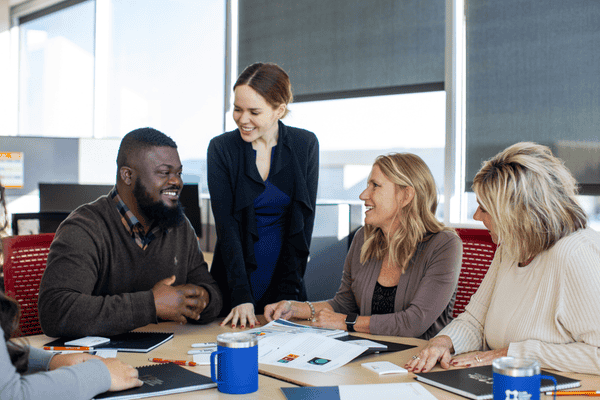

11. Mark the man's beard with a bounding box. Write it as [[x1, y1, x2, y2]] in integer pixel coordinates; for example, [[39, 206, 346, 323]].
[[133, 177, 185, 231]]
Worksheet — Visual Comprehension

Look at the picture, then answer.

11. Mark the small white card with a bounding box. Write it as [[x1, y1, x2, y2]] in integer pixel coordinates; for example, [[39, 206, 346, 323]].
[[361, 361, 408, 375], [192, 353, 212, 365], [64, 336, 110, 347]]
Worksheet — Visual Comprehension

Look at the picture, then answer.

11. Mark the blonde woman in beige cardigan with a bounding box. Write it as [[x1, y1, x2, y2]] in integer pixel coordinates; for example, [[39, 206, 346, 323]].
[[406, 142, 600, 375]]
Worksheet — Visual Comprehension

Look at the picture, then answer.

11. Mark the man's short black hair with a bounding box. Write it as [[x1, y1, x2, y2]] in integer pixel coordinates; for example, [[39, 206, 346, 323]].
[[117, 127, 177, 169]]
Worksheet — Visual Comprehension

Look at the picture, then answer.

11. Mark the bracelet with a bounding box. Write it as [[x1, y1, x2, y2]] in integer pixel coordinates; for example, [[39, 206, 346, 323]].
[[305, 301, 315, 321]]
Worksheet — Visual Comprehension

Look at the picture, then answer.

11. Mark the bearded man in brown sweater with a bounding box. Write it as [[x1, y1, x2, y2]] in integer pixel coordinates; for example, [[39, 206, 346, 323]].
[[39, 127, 222, 337]]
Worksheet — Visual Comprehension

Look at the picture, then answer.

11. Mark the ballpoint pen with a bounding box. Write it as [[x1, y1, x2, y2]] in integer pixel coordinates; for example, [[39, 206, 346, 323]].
[[188, 348, 216, 355], [545, 391, 600, 396], [191, 342, 217, 348], [149, 358, 197, 366]]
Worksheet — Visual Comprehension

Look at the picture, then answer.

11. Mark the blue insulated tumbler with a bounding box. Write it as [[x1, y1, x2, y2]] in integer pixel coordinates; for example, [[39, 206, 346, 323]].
[[210, 332, 259, 394], [492, 357, 557, 400]]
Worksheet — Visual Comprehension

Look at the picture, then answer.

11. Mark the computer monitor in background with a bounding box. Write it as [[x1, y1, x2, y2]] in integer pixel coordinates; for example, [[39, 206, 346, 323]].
[[40, 183, 113, 213], [39, 183, 202, 237]]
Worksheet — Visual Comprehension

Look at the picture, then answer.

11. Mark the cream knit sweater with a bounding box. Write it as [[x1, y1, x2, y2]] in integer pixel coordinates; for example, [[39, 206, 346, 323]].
[[438, 227, 600, 375]]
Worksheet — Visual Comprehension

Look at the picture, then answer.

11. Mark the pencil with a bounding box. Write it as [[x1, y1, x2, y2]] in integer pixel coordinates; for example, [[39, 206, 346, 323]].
[[545, 391, 600, 396], [149, 358, 197, 366], [43, 346, 91, 351]]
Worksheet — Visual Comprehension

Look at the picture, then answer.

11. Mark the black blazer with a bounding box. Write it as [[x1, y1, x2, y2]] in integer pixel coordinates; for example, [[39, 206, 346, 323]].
[[207, 121, 319, 314]]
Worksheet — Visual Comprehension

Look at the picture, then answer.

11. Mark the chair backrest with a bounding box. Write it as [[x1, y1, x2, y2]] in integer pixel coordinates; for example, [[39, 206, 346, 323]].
[[453, 228, 498, 318], [2, 233, 55, 336]]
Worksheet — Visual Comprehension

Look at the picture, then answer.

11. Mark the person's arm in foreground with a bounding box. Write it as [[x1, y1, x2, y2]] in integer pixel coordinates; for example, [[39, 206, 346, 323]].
[[1, 334, 141, 400]]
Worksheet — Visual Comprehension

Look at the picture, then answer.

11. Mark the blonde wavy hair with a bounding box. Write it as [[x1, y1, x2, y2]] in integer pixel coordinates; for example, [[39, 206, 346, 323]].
[[360, 153, 451, 272], [473, 142, 587, 263]]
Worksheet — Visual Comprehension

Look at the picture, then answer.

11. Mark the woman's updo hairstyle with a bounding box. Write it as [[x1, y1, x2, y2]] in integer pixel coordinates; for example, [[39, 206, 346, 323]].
[[234, 62, 293, 117]]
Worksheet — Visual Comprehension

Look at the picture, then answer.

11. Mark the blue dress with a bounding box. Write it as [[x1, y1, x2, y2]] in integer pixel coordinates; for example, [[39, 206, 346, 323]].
[[249, 148, 291, 303]]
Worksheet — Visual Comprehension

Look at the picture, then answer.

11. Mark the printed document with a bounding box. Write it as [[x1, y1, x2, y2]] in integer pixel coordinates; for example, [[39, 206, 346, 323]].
[[258, 332, 367, 373]]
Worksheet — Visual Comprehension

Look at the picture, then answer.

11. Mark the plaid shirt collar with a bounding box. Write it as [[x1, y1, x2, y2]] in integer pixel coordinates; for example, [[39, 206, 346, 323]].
[[110, 188, 163, 250]]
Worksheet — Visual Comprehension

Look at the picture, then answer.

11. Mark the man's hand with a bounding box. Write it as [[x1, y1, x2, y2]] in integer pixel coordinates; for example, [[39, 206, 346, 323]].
[[152, 275, 209, 323]]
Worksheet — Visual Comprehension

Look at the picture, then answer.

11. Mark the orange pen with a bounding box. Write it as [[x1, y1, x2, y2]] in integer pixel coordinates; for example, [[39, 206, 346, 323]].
[[545, 391, 600, 396], [149, 358, 197, 366], [44, 346, 91, 351]]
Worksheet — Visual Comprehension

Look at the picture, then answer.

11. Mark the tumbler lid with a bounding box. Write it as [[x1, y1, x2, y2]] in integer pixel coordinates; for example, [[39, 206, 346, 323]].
[[492, 357, 540, 377], [216, 332, 258, 348]]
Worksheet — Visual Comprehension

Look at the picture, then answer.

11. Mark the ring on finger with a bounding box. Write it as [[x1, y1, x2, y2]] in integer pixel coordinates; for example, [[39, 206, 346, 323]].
[[412, 355, 421, 360], [475, 355, 482, 363]]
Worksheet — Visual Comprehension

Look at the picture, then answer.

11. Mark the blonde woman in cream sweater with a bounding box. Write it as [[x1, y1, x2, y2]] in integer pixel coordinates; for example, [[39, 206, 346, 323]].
[[406, 142, 600, 375]]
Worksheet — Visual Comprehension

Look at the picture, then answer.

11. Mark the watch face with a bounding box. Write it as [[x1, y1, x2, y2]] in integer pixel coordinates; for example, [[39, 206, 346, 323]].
[[346, 313, 358, 324]]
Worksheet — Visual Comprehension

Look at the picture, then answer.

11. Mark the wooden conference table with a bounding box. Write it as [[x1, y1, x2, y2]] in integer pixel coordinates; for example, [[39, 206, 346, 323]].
[[26, 318, 600, 399]]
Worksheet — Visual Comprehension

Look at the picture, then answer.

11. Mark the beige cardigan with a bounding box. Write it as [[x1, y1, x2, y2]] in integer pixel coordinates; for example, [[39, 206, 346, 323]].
[[439, 227, 600, 375]]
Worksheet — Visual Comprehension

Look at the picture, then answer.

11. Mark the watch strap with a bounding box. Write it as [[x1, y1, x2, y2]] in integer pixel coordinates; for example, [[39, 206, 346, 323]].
[[345, 313, 358, 332]]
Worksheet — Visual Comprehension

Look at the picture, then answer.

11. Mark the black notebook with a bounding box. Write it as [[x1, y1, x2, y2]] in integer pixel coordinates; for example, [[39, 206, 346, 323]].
[[44, 332, 173, 353], [94, 363, 216, 400], [337, 334, 416, 356], [415, 365, 581, 400]]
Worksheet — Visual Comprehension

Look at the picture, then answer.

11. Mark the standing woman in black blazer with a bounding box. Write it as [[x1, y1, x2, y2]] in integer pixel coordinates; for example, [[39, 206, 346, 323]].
[[207, 63, 319, 329]]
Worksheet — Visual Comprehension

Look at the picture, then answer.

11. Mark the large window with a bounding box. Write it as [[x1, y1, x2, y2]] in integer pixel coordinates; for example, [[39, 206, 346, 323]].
[[18, 1, 95, 137], [462, 0, 600, 229], [97, 0, 226, 165], [14, 0, 226, 178]]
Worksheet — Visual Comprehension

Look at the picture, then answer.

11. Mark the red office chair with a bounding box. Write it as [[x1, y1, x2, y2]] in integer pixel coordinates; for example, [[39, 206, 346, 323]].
[[453, 228, 498, 318], [2, 233, 55, 336]]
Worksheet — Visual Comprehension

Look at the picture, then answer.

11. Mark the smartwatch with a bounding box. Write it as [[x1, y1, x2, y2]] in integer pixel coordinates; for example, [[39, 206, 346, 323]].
[[345, 313, 358, 332]]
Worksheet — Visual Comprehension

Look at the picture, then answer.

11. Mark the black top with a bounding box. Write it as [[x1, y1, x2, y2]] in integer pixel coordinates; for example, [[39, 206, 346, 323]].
[[371, 281, 397, 315], [207, 121, 319, 314]]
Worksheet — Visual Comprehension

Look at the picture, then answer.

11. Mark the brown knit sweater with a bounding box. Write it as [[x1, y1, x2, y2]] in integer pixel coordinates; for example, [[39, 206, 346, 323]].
[[38, 195, 222, 337]]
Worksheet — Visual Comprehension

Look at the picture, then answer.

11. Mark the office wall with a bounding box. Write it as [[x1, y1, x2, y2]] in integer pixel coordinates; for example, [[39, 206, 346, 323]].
[[1, 136, 120, 218], [1, 136, 79, 198]]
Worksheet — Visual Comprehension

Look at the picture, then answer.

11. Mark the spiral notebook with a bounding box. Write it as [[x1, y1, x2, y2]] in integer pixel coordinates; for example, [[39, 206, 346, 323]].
[[94, 362, 216, 400], [281, 382, 437, 400], [44, 332, 173, 353], [415, 365, 581, 400]]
